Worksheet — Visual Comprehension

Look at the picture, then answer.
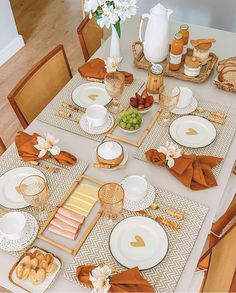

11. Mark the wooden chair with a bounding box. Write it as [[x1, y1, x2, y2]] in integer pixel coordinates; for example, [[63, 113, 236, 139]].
[[0, 138, 6, 156], [8, 45, 72, 128], [77, 15, 107, 62], [188, 199, 236, 292]]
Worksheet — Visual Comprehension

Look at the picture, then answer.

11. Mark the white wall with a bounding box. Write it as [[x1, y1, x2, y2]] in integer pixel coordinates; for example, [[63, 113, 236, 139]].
[[0, 0, 24, 66], [138, 0, 236, 33]]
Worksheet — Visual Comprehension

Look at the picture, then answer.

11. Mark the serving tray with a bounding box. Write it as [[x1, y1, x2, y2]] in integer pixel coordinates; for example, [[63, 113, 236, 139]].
[[132, 41, 218, 83]]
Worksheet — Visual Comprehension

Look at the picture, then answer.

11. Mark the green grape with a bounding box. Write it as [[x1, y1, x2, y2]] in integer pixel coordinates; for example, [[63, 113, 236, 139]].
[[131, 113, 136, 118], [123, 117, 127, 122], [120, 122, 126, 129], [129, 118, 133, 124], [135, 124, 140, 129], [126, 123, 131, 129], [130, 126, 134, 130], [133, 118, 137, 124]]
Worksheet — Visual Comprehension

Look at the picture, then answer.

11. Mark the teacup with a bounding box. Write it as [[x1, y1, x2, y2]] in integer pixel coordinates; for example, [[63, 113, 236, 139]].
[[0, 212, 26, 241], [176, 87, 193, 109], [121, 175, 148, 202], [86, 104, 108, 129]]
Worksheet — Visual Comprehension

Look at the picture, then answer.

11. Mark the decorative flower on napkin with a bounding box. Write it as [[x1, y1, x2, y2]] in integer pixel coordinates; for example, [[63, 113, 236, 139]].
[[34, 133, 60, 158], [104, 57, 122, 73], [157, 141, 182, 168], [89, 265, 112, 293], [76, 265, 154, 292]]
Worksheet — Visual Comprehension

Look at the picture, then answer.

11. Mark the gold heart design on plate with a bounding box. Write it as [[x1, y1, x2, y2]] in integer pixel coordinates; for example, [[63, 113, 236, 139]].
[[185, 128, 198, 135], [88, 94, 98, 101], [130, 235, 145, 247]]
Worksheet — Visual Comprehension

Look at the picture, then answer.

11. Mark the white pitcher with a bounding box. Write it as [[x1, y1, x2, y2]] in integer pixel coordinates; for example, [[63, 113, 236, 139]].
[[139, 3, 173, 63]]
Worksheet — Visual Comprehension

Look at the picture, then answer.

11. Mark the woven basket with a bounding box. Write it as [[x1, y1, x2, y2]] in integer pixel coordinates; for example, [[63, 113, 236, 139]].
[[132, 41, 218, 83]]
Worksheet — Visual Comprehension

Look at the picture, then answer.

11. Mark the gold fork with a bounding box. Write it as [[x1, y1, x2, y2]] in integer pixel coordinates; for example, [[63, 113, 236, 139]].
[[20, 158, 60, 173]]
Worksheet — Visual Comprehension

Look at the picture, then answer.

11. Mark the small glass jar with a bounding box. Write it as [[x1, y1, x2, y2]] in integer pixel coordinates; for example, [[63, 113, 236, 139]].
[[147, 63, 164, 94], [179, 24, 189, 61], [169, 33, 184, 71]]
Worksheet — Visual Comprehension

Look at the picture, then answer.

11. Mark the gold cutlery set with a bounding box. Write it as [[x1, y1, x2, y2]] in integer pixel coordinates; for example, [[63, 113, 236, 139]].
[[194, 106, 227, 125], [57, 102, 84, 123]]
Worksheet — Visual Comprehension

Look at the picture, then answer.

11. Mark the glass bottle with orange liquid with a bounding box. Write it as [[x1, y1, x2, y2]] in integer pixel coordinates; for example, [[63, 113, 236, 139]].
[[179, 24, 189, 61], [169, 33, 184, 71]]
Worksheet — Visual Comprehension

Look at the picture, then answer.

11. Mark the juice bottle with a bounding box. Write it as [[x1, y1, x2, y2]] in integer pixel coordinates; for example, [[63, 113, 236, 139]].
[[169, 33, 184, 71], [179, 24, 189, 61]]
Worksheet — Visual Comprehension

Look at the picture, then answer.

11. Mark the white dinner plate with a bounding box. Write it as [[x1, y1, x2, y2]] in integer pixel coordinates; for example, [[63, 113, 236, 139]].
[[169, 115, 217, 148], [71, 83, 112, 108], [109, 216, 168, 270], [0, 167, 46, 209]]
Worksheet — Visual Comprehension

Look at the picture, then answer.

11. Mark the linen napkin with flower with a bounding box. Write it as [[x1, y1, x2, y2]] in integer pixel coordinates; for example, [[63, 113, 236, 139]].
[[15, 131, 77, 166], [78, 58, 134, 84], [76, 264, 154, 293], [145, 141, 223, 190]]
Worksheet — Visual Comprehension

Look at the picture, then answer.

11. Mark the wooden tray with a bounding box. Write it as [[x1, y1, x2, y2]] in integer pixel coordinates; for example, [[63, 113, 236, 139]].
[[37, 175, 103, 255], [132, 41, 218, 83], [214, 78, 236, 93]]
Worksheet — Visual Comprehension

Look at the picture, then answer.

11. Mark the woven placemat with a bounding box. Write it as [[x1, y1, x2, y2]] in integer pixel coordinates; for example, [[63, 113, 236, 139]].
[[37, 74, 144, 142], [64, 186, 208, 293], [135, 99, 236, 177], [0, 144, 88, 257]]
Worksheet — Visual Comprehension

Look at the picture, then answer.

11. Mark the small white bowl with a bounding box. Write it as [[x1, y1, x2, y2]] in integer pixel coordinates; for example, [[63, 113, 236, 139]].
[[118, 118, 143, 134], [130, 103, 154, 114], [184, 64, 201, 77]]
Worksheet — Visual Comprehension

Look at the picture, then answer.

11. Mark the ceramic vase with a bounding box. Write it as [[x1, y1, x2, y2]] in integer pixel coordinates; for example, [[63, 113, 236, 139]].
[[110, 25, 121, 59]]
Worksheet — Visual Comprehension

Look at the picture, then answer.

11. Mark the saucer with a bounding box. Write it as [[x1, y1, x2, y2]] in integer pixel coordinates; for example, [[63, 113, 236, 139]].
[[92, 147, 128, 170], [80, 112, 114, 134], [0, 212, 38, 252], [172, 97, 198, 115], [123, 182, 156, 211]]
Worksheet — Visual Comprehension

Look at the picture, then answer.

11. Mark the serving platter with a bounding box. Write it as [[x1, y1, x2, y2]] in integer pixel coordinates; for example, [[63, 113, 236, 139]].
[[132, 41, 218, 83], [0, 167, 46, 209], [109, 216, 168, 270], [169, 115, 217, 148], [71, 82, 112, 108]]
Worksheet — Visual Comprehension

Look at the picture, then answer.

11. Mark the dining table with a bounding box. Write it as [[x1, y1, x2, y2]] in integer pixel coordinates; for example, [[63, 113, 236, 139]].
[[0, 15, 236, 292]]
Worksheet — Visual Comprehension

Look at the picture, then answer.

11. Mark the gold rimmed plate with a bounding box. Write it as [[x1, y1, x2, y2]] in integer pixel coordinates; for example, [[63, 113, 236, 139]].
[[169, 115, 217, 148]]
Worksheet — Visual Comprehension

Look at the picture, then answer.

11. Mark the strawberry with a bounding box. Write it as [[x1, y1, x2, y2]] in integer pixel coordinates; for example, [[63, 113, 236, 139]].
[[141, 89, 149, 99]]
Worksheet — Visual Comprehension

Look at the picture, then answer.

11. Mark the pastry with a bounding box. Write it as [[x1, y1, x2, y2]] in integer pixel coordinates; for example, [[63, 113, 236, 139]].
[[35, 252, 45, 262], [45, 253, 54, 265], [16, 263, 24, 279], [36, 269, 46, 284], [38, 259, 48, 270], [184, 56, 202, 77], [30, 258, 38, 269], [21, 265, 31, 280], [20, 255, 31, 266], [28, 269, 37, 284], [191, 38, 216, 65], [46, 263, 58, 275]]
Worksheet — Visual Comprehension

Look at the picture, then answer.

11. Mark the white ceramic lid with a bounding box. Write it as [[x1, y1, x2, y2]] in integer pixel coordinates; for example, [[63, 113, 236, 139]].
[[151, 3, 172, 16], [97, 141, 122, 160]]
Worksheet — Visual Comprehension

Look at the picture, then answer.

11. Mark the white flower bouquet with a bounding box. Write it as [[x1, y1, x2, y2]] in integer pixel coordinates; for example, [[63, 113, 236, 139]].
[[84, 0, 137, 38]]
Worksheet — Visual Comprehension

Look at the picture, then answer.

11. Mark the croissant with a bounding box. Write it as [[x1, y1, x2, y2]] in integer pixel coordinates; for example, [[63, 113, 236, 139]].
[[30, 258, 39, 269], [39, 259, 48, 270]]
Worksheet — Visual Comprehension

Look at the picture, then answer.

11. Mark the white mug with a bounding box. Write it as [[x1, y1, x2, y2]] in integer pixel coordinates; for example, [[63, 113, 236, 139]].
[[121, 175, 148, 202], [86, 104, 108, 129], [176, 87, 193, 109], [0, 212, 26, 241]]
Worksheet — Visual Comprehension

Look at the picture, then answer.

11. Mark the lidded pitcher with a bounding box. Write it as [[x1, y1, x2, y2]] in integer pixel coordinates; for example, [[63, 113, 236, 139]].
[[139, 3, 173, 63]]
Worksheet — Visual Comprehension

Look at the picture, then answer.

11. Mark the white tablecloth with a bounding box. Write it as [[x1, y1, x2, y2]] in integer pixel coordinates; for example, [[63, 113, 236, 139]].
[[0, 16, 236, 292]]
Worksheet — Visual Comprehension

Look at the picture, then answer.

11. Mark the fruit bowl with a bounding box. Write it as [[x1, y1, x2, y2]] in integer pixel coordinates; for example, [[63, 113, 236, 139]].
[[118, 109, 143, 134], [130, 89, 154, 114]]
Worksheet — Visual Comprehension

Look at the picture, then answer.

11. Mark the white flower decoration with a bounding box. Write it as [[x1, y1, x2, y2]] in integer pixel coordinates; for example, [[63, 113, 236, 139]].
[[157, 141, 182, 168], [104, 56, 122, 72], [97, 4, 119, 28], [114, 0, 137, 22], [34, 133, 60, 158], [84, 0, 99, 18], [89, 265, 112, 293]]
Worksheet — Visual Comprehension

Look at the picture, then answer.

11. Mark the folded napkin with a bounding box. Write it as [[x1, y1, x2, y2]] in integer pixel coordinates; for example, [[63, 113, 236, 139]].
[[145, 149, 223, 190], [76, 265, 154, 292], [15, 131, 77, 166], [78, 58, 134, 85]]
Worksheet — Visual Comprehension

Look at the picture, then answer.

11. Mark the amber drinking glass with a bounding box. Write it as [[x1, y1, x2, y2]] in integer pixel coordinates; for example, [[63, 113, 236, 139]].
[[158, 86, 180, 126], [19, 175, 48, 221], [98, 183, 124, 224], [104, 72, 125, 114]]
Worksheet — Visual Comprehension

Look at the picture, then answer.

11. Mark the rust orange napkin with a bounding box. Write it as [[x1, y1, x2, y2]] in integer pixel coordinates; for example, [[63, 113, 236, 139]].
[[78, 58, 134, 85], [15, 131, 77, 166], [76, 265, 154, 292], [145, 149, 223, 190]]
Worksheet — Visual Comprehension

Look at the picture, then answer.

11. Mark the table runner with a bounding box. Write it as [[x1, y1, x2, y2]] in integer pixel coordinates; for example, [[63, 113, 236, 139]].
[[37, 74, 144, 142], [0, 144, 88, 257], [135, 99, 236, 177], [64, 187, 208, 293]]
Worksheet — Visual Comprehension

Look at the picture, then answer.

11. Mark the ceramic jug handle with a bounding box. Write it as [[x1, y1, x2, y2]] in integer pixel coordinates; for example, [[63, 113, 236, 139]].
[[139, 14, 150, 43]]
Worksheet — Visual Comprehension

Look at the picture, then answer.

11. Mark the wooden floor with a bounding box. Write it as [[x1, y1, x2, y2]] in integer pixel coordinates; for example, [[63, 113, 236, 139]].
[[0, 0, 85, 147]]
